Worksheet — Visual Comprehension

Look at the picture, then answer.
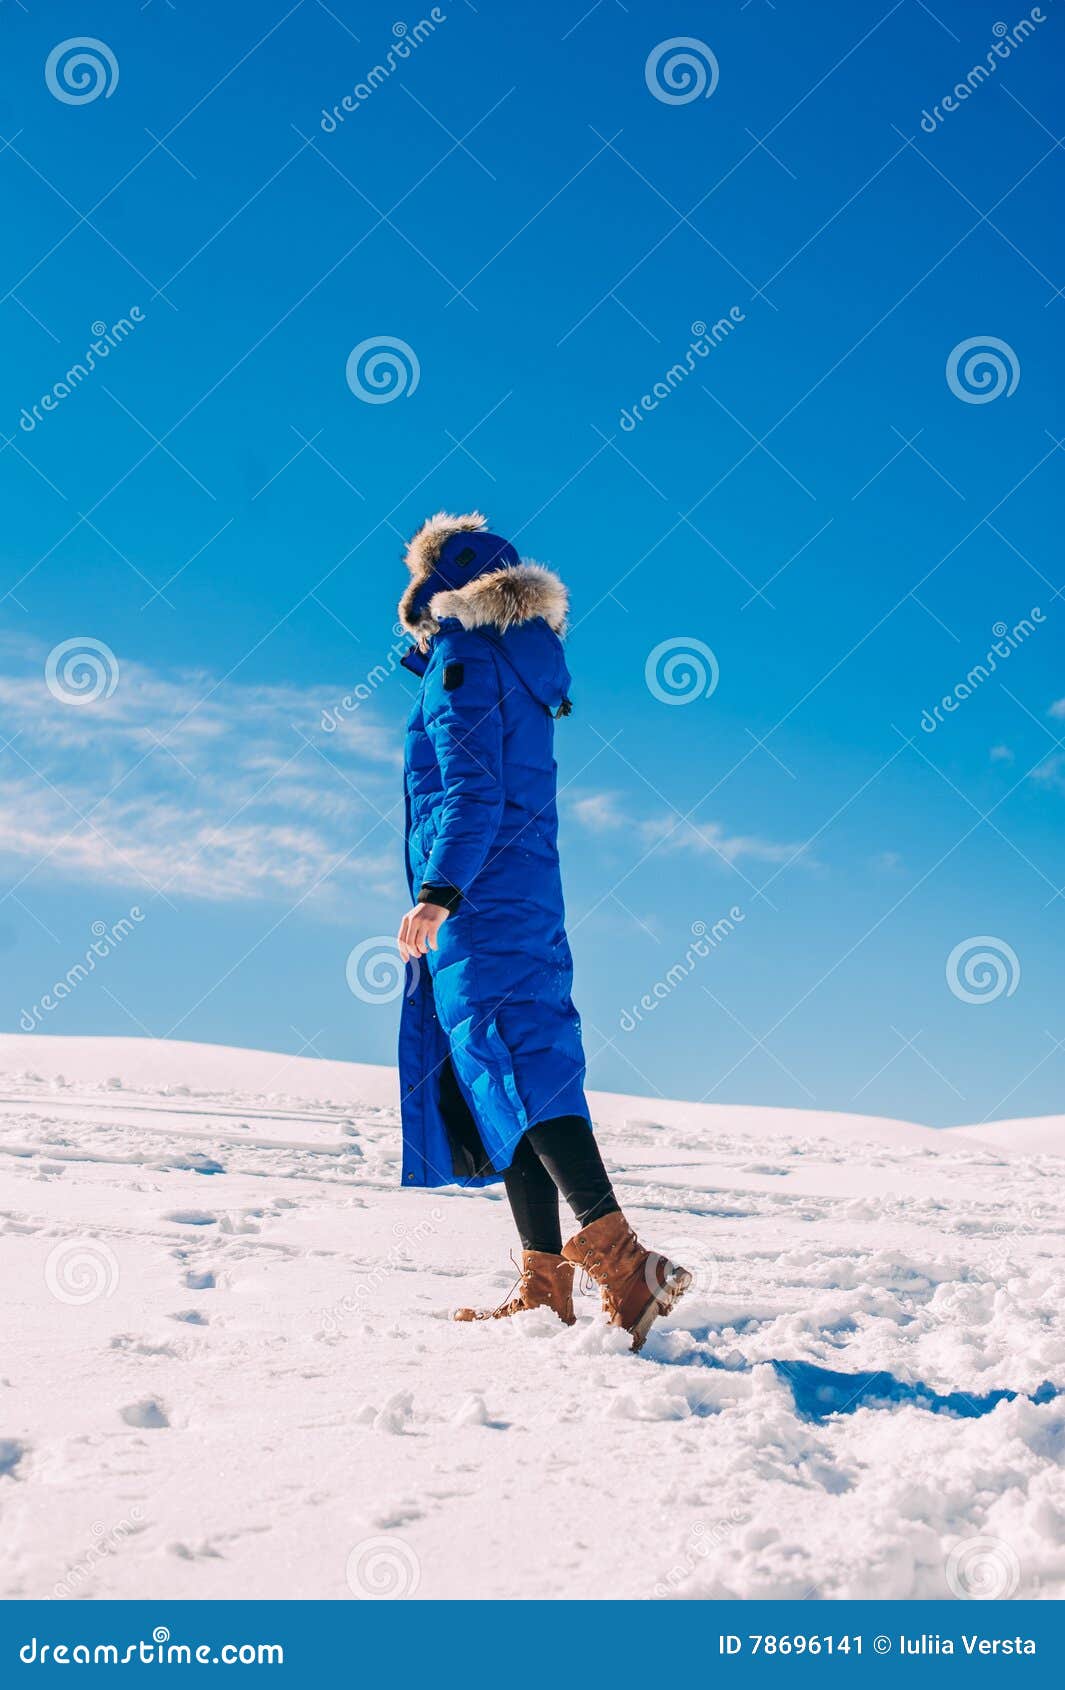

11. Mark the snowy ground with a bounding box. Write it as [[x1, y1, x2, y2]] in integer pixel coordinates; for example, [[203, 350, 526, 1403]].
[[1, 1034, 1063, 1602]]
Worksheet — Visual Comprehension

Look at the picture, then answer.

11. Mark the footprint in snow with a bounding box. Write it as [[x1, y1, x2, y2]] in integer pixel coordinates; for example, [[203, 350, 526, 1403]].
[[34, 1161, 67, 1180], [182, 1269, 216, 1290], [369, 1502, 424, 1529], [0, 1437, 28, 1478], [167, 1540, 222, 1560], [169, 1309, 209, 1325], [110, 1334, 180, 1358], [166, 1155, 225, 1177], [219, 1212, 261, 1235], [119, 1398, 169, 1430], [163, 1210, 217, 1227]]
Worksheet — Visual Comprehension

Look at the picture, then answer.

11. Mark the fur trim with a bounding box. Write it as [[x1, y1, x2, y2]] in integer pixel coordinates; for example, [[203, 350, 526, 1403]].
[[403, 510, 486, 584], [398, 509, 567, 643], [429, 563, 567, 636], [399, 511, 486, 640]]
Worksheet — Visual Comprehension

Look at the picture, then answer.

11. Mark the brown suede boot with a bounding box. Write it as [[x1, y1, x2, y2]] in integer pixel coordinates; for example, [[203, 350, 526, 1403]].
[[453, 1250, 576, 1326], [562, 1211, 692, 1351]]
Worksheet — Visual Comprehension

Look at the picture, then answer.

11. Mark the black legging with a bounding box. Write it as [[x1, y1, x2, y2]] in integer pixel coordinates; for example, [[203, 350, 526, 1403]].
[[503, 1116, 620, 1254]]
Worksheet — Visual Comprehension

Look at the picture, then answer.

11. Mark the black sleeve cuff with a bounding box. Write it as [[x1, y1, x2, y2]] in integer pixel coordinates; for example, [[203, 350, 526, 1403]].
[[417, 883, 463, 912]]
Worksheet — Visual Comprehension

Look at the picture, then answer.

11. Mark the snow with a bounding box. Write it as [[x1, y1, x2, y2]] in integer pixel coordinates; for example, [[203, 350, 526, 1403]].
[[1, 1033, 1062, 1602], [945, 1115, 1065, 1157]]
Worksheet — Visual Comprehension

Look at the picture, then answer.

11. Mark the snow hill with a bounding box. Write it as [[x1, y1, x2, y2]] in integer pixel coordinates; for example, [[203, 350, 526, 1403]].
[[0, 1035, 1062, 1601]]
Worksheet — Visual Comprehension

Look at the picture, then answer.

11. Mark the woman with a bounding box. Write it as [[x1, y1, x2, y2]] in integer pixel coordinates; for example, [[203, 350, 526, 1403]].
[[395, 512, 690, 1350]]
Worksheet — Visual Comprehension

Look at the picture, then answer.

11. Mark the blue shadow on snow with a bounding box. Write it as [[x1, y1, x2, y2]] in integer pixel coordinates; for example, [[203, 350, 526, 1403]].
[[772, 1360, 1060, 1423]]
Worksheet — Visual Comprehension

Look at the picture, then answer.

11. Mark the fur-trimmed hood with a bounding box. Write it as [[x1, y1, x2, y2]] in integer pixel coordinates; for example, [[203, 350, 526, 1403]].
[[430, 563, 567, 637], [398, 511, 568, 645]]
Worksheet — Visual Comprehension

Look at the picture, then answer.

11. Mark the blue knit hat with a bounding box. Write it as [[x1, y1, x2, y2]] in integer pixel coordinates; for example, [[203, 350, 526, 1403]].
[[399, 512, 519, 639]]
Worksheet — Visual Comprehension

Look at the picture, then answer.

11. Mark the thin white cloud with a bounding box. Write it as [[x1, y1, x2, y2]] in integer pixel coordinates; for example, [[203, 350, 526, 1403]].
[[0, 641, 404, 909], [1031, 754, 1065, 792], [646, 816, 809, 866], [870, 850, 904, 873], [570, 791, 628, 832], [567, 790, 811, 868]]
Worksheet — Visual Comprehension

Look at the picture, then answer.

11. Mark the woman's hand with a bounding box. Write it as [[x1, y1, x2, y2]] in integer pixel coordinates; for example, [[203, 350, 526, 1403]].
[[397, 902, 450, 961]]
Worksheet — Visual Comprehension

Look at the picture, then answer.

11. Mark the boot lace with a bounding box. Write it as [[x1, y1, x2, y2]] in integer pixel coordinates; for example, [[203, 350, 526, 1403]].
[[576, 1231, 640, 1322], [487, 1251, 528, 1318]]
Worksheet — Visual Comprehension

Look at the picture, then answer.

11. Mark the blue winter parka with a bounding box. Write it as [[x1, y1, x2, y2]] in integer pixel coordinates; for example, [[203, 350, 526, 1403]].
[[396, 517, 590, 1190]]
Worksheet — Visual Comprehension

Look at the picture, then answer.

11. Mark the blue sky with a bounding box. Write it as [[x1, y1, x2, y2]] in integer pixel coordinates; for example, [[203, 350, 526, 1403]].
[[1, 0, 1062, 1127]]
